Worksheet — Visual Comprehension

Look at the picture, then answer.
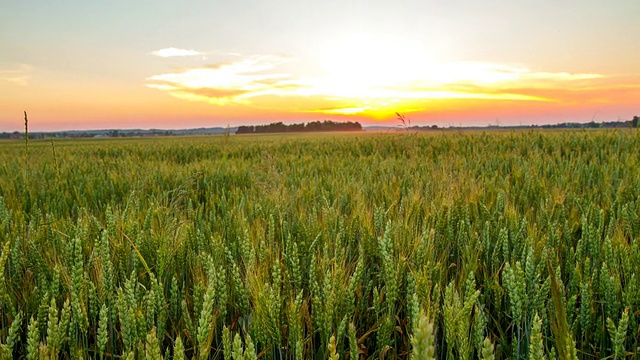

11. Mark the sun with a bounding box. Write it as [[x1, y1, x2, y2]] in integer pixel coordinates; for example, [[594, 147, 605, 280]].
[[309, 34, 548, 118], [320, 34, 432, 91], [313, 34, 436, 117]]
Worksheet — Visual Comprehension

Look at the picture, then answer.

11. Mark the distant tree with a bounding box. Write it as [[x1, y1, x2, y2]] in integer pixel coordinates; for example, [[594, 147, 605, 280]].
[[235, 121, 362, 134], [632, 116, 639, 128], [236, 126, 255, 134]]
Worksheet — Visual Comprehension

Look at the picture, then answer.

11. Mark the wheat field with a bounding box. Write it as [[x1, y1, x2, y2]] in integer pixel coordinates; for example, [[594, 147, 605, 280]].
[[0, 129, 639, 359]]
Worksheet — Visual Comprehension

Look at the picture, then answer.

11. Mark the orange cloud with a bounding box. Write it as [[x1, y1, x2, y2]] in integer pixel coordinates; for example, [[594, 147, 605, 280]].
[[146, 55, 296, 104], [147, 53, 633, 120]]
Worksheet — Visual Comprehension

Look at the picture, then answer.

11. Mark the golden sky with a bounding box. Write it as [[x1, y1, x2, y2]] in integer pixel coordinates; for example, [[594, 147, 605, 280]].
[[1, 1, 639, 131]]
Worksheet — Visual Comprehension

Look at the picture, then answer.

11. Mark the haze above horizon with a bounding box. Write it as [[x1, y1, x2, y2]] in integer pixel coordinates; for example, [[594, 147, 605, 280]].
[[1, 0, 639, 132]]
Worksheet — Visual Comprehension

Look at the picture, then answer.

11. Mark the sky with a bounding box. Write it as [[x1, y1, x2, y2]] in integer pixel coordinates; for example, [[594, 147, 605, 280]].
[[1, 0, 639, 131]]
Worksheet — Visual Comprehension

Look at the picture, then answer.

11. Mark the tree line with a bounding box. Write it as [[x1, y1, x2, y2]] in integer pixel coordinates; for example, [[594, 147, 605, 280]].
[[540, 115, 640, 129], [236, 120, 362, 134]]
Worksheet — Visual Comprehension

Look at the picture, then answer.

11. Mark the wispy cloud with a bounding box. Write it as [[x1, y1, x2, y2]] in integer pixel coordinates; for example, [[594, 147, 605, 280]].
[[147, 54, 620, 117], [393, 62, 604, 90], [0, 64, 34, 86], [150, 47, 205, 57], [525, 71, 603, 82], [147, 55, 294, 104]]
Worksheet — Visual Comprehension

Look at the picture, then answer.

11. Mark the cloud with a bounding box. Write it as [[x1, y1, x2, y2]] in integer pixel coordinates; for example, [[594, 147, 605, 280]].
[[400, 62, 605, 89], [150, 47, 205, 57], [526, 72, 603, 81], [0, 64, 34, 86], [147, 55, 296, 104], [147, 54, 624, 117]]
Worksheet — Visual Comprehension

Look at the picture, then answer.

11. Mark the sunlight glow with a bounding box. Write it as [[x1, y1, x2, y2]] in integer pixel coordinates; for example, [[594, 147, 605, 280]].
[[145, 39, 611, 120], [319, 34, 432, 87]]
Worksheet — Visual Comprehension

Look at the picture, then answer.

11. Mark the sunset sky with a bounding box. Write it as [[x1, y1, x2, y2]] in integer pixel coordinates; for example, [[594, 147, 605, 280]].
[[1, 0, 639, 131]]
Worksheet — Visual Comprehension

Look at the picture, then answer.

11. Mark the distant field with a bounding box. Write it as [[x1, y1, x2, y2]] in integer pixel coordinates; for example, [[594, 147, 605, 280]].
[[1, 129, 639, 359]]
